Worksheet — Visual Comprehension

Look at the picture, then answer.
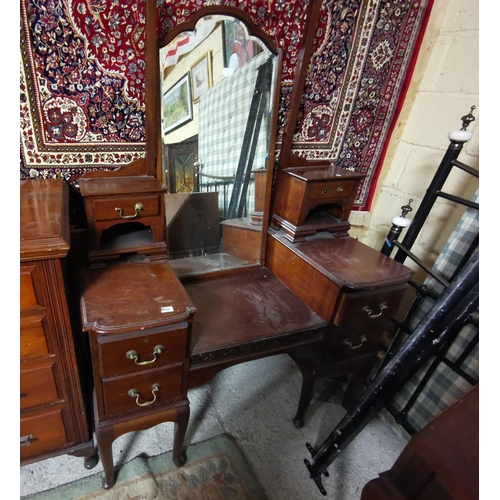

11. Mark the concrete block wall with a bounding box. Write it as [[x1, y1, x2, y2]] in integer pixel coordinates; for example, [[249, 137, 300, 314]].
[[350, 0, 479, 278]]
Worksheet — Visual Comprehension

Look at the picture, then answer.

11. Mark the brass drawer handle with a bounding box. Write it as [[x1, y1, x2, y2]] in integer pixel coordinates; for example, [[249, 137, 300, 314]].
[[128, 383, 161, 407], [337, 186, 344, 193], [115, 202, 144, 219], [343, 335, 368, 350], [322, 187, 329, 194], [126, 345, 164, 365], [20, 435, 34, 447], [362, 302, 388, 319]]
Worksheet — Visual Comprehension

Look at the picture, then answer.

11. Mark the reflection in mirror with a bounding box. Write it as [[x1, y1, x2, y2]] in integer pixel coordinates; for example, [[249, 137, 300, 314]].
[[159, 14, 278, 276]]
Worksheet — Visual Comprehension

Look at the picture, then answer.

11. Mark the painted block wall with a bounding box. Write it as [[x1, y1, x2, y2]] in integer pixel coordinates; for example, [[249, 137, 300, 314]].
[[350, 0, 479, 279]]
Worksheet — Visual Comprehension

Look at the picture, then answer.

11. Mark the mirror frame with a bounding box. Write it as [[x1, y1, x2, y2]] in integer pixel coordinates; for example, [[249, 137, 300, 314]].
[[155, 4, 284, 271]]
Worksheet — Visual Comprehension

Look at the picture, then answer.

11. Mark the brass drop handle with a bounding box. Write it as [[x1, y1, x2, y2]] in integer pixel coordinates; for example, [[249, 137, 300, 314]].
[[343, 335, 368, 350], [115, 202, 144, 219], [362, 302, 388, 318], [128, 383, 161, 407], [20, 435, 34, 447], [126, 345, 164, 365]]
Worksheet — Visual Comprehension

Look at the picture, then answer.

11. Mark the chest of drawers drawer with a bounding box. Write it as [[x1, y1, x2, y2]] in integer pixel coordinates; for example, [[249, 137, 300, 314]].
[[333, 284, 408, 328], [20, 312, 50, 360], [92, 194, 162, 222], [20, 263, 44, 309], [102, 364, 184, 418], [20, 358, 59, 410], [20, 406, 69, 461], [98, 325, 188, 378]]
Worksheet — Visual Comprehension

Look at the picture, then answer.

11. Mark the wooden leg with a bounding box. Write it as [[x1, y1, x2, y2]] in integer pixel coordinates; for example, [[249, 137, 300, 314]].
[[172, 403, 190, 467], [95, 426, 116, 490], [67, 442, 99, 470], [342, 357, 377, 410], [292, 359, 317, 429]]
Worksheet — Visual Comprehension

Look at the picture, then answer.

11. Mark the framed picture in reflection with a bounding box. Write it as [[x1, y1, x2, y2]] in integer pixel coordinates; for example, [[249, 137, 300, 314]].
[[222, 20, 262, 70], [162, 73, 193, 136], [191, 51, 212, 103]]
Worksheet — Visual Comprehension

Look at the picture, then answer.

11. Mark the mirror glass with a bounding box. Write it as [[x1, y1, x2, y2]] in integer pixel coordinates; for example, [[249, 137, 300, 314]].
[[159, 14, 278, 277]]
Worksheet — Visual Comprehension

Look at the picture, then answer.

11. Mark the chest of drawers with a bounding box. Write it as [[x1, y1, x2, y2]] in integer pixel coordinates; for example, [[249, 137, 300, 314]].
[[20, 179, 95, 467], [80, 259, 196, 489]]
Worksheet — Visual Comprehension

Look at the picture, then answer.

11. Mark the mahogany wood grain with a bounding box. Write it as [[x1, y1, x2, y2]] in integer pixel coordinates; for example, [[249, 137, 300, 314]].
[[98, 325, 188, 378], [80, 261, 196, 335], [102, 364, 184, 418], [20, 357, 59, 410], [20, 180, 70, 261], [361, 385, 478, 500], [20, 312, 50, 359], [221, 218, 262, 263], [20, 405, 69, 461]]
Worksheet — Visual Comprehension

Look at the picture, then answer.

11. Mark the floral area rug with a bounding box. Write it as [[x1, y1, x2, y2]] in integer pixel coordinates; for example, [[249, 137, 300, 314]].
[[22, 434, 267, 500]]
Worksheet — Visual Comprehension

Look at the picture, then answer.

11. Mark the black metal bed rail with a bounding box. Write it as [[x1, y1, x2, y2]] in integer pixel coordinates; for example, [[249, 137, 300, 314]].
[[377, 106, 479, 438]]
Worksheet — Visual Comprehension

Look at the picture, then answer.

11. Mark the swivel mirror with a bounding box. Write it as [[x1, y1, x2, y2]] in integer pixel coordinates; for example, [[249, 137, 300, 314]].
[[157, 7, 282, 276]]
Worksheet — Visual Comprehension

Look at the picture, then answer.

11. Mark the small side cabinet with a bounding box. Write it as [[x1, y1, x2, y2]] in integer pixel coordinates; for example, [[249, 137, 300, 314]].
[[266, 229, 412, 426], [20, 179, 96, 466], [80, 259, 196, 489]]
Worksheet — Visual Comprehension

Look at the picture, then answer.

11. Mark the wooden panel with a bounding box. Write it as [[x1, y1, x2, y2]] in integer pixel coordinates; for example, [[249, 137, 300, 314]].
[[102, 364, 183, 418], [93, 194, 161, 221], [20, 406, 69, 460], [221, 218, 262, 263], [266, 235, 340, 323], [20, 358, 59, 410], [20, 313, 50, 359], [99, 326, 187, 378]]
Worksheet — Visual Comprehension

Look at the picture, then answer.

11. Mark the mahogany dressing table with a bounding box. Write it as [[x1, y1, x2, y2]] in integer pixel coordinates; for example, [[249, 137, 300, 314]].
[[72, 0, 412, 490]]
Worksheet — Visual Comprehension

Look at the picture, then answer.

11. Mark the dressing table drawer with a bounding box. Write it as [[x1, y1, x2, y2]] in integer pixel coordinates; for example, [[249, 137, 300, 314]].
[[102, 364, 184, 418], [92, 194, 162, 222], [98, 326, 188, 378], [309, 180, 356, 201], [333, 285, 408, 328]]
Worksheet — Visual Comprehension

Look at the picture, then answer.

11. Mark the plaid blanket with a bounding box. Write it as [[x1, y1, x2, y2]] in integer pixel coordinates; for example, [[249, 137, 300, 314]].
[[197, 51, 273, 216]]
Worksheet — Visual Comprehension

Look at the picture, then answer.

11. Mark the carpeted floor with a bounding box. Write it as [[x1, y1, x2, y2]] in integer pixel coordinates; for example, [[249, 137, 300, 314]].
[[23, 434, 267, 500]]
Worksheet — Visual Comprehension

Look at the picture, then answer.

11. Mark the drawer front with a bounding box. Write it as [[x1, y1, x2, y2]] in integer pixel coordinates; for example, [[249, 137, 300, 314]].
[[326, 325, 384, 361], [20, 313, 50, 360], [20, 358, 59, 410], [20, 406, 69, 460], [102, 364, 183, 418], [309, 180, 356, 201], [20, 264, 42, 309], [334, 285, 408, 328], [99, 327, 188, 378], [93, 194, 161, 222]]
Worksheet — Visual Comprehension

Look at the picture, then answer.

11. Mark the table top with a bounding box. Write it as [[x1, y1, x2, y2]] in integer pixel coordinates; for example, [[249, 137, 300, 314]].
[[20, 179, 70, 261], [283, 165, 366, 182], [269, 230, 412, 290], [184, 268, 327, 358], [80, 260, 197, 335]]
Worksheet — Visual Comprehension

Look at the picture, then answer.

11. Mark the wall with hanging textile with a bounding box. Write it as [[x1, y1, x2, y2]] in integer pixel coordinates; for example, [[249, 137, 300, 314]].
[[20, 0, 433, 224]]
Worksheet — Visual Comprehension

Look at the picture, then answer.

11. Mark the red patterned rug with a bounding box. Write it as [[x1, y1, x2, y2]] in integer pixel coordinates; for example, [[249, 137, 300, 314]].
[[20, 0, 432, 213]]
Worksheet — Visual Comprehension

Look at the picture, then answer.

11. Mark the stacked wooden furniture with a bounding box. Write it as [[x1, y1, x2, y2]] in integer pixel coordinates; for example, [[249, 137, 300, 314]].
[[20, 179, 96, 468]]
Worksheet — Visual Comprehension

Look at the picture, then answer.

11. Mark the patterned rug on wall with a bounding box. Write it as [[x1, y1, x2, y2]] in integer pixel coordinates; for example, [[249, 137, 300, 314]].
[[20, 0, 433, 217]]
